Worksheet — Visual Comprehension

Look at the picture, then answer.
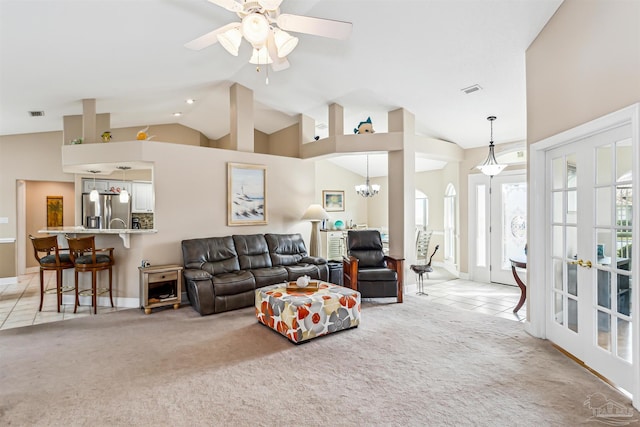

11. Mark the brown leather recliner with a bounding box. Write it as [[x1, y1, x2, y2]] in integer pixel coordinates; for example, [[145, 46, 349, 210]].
[[343, 230, 404, 303]]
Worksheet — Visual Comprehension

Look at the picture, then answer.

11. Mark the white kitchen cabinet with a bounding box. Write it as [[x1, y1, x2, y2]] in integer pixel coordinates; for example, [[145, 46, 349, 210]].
[[82, 179, 132, 194], [82, 178, 109, 194], [132, 181, 154, 213], [106, 181, 132, 194]]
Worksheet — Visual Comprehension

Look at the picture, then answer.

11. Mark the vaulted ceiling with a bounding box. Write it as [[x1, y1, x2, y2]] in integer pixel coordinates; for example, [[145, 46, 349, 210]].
[[0, 0, 562, 175]]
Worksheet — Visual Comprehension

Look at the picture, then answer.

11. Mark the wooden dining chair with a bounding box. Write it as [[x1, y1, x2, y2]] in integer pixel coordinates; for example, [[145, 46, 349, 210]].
[[66, 235, 115, 314], [29, 235, 75, 312]]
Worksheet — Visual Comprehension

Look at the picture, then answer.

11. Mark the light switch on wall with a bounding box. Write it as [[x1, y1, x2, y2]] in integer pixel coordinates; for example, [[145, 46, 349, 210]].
[[0, 217, 8, 224]]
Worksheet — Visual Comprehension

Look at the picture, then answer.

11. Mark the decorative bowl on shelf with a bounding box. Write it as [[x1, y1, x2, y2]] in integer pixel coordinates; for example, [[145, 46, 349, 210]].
[[334, 220, 345, 230]]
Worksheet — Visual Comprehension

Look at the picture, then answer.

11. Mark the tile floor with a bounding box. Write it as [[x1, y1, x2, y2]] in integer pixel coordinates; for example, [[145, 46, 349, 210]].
[[0, 272, 124, 330], [407, 278, 526, 322], [0, 269, 526, 331]]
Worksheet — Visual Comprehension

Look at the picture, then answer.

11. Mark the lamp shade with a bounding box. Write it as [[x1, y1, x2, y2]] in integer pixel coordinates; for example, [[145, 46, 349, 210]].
[[241, 13, 270, 47], [217, 26, 242, 56], [273, 28, 298, 58], [302, 204, 330, 221], [249, 47, 273, 64]]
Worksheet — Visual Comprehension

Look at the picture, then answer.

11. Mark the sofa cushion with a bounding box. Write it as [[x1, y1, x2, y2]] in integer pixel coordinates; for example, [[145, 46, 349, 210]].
[[212, 271, 255, 297], [357, 268, 397, 282], [285, 264, 320, 280], [182, 236, 240, 274], [233, 234, 273, 270], [250, 266, 289, 288], [265, 233, 308, 266]]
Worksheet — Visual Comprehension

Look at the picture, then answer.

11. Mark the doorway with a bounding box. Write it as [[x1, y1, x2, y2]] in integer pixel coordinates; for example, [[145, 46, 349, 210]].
[[468, 171, 527, 286], [529, 103, 639, 408]]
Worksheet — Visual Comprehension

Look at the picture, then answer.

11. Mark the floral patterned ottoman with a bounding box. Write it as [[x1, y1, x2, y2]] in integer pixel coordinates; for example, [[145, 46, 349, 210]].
[[255, 282, 361, 344]]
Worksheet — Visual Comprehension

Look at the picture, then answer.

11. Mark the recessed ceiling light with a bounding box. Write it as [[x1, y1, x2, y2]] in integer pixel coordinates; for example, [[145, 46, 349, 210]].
[[186, 99, 195, 104], [173, 112, 182, 117]]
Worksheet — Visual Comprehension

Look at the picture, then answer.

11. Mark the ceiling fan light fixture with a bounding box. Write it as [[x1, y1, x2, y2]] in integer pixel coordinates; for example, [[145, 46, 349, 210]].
[[273, 28, 298, 58], [249, 47, 273, 64], [217, 27, 242, 56], [241, 13, 270, 47]]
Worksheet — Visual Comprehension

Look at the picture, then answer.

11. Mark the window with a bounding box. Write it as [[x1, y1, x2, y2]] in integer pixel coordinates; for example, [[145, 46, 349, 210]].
[[415, 189, 429, 229], [444, 184, 457, 262]]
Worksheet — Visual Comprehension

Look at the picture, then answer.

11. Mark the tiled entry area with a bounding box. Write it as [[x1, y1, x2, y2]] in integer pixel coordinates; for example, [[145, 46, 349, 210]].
[[0, 272, 123, 330], [417, 279, 526, 322]]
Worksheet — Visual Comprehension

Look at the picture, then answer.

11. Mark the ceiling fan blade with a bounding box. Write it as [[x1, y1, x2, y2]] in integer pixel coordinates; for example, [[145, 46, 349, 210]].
[[258, 0, 283, 11], [266, 30, 289, 71], [277, 14, 352, 40], [184, 23, 240, 51], [207, 0, 243, 13]]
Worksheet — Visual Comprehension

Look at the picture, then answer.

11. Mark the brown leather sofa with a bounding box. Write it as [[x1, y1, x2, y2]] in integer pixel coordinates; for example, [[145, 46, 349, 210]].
[[181, 233, 329, 315]]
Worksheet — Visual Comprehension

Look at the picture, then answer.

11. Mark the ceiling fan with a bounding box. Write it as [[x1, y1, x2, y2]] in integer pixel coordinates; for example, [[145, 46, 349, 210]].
[[185, 0, 352, 71]]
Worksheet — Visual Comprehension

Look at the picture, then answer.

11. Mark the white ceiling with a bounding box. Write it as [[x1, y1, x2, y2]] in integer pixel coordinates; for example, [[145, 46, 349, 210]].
[[0, 0, 562, 176]]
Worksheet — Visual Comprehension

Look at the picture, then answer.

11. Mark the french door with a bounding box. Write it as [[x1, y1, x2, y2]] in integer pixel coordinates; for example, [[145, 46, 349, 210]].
[[546, 123, 634, 392]]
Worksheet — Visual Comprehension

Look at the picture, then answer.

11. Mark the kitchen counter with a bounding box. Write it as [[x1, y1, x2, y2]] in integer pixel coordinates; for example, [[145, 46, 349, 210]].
[[38, 226, 157, 248]]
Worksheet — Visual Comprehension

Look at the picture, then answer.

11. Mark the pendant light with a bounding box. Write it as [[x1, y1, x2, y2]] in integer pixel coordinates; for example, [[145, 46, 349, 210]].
[[477, 116, 506, 177], [88, 170, 100, 202], [355, 155, 380, 198], [116, 166, 131, 203]]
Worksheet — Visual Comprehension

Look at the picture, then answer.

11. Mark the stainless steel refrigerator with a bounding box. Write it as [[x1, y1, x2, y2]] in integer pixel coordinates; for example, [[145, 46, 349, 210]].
[[82, 193, 132, 229]]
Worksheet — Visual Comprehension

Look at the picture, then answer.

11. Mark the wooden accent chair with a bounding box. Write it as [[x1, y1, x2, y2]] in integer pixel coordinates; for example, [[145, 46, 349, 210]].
[[66, 235, 115, 314], [29, 235, 75, 312], [343, 230, 404, 303]]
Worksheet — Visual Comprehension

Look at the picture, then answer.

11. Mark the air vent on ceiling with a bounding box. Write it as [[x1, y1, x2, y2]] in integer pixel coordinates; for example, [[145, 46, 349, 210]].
[[461, 84, 482, 95], [28, 111, 45, 117]]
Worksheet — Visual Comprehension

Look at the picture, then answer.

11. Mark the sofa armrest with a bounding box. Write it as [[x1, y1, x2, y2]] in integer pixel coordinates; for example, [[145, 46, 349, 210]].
[[183, 268, 213, 281], [343, 256, 359, 290], [301, 256, 327, 265]]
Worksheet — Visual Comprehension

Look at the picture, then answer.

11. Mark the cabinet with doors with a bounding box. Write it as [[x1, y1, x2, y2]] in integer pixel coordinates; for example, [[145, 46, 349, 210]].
[[132, 181, 153, 213], [81, 178, 132, 195], [320, 230, 347, 261]]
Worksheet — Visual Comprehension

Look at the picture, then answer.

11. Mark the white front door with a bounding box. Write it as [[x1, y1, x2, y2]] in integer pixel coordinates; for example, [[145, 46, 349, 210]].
[[490, 173, 527, 285], [468, 171, 527, 285], [545, 123, 634, 393]]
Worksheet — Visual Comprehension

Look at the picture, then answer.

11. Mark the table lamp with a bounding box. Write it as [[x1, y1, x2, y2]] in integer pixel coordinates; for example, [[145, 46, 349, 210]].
[[302, 204, 330, 257]]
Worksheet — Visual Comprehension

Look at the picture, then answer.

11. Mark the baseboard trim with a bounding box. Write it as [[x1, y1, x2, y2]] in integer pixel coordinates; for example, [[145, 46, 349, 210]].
[[0, 276, 17, 285]]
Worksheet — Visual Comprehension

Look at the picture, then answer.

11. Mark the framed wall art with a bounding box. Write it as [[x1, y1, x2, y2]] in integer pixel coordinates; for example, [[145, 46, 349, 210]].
[[322, 190, 345, 212], [46, 196, 63, 227], [227, 163, 267, 226]]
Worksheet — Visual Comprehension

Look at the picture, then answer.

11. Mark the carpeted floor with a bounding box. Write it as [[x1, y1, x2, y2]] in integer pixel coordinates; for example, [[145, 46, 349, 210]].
[[0, 294, 634, 426]]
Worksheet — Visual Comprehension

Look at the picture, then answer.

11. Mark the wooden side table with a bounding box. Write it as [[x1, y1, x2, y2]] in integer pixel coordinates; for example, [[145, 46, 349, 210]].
[[139, 264, 183, 314]]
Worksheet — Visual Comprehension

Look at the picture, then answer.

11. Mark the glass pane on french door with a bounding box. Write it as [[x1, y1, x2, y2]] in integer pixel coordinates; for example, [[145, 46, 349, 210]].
[[594, 137, 633, 363], [550, 154, 580, 332]]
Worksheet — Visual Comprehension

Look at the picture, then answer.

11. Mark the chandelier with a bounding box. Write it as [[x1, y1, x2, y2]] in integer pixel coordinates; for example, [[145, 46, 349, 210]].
[[477, 116, 506, 177], [355, 155, 380, 198]]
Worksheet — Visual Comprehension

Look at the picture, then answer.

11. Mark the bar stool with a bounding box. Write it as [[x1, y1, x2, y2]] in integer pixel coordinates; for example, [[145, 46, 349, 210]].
[[29, 235, 75, 312], [66, 235, 115, 314]]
